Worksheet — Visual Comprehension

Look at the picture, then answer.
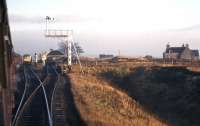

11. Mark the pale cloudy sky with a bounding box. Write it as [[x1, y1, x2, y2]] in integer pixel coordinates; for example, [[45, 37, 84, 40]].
[[7, 0, 200, 57]]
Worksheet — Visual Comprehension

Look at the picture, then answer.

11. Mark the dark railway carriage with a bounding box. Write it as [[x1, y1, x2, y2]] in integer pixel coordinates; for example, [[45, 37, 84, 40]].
[[0, 0, 16, 126]]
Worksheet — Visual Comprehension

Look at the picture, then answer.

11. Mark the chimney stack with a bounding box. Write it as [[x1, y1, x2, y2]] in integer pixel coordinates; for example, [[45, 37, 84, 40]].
[[166, 43, 170, 49], [185, 43, 189, 48]]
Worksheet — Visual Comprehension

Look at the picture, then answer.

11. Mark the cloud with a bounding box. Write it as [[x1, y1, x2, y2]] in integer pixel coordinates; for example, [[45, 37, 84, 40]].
[[9, 14, 44, 24], [171, 24, 200, 32], [9, 13, 101, 24]]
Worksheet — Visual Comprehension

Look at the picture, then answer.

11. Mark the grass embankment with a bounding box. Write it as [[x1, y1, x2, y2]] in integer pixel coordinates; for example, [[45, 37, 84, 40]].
[[68, 71, 168, 126], [69, 63, 200, 126], [98, 65, 200, 126]]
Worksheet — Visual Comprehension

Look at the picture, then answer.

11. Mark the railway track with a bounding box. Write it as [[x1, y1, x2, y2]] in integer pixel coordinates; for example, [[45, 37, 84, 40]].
[[49, 64, 85, 126], [51, 75, 67, 126], [12, 64, 60, 126], [46, 64, 67, 126], [13, 65, 51, 126], [12, 66, 29, 126], [12, 63, 71, 126]]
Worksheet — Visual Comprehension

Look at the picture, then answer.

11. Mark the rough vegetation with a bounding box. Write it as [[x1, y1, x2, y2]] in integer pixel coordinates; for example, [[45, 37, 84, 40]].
[[69, 63, 200, 126], [99, 65, 200, 126], [69, 72, 168, 126]]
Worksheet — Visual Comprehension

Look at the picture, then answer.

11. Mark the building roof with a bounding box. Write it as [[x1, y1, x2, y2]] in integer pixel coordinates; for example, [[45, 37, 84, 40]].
[[99, 54, 114, 59], [47, 50, 63, 56], [191, 50, 199, 57], [166, 47, 186, 54]]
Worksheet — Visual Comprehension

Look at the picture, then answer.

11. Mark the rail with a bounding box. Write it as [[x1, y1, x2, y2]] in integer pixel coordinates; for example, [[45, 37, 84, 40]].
[[50, 65, 59, 120], [13, 64, 60, 126], [13, 65, 50, 126], [12, 66, 28, 126], [14, 78, 49, 125], [50, 65, 67, 125], [29, 66, 53, 126]]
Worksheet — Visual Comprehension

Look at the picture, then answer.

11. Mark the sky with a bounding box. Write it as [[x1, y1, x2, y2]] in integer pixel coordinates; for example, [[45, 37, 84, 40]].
[[7, 0, 200, 57]]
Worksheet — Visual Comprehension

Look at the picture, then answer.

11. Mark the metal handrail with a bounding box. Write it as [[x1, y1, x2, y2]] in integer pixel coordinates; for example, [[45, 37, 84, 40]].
[[45, 29, 73, 37]]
